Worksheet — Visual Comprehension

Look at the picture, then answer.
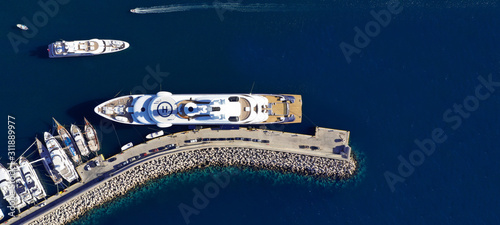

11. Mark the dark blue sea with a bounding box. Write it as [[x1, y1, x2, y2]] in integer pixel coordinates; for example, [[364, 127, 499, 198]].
[[1, 0, 499, 224]]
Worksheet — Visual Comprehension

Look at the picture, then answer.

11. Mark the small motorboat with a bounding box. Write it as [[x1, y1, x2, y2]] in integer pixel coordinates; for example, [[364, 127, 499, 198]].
[[130, 9, 136, 13], [146, 130, 164, 139], [16, 24, 28, 30], [121, 142, 133, 151]]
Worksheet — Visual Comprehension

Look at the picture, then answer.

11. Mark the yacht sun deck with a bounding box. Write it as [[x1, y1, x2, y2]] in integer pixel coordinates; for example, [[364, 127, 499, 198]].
[[95, 92, 302, 127]]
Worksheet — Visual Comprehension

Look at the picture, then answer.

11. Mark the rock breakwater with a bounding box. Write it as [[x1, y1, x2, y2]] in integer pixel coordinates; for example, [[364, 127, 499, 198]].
[[28, 147, 357, 225]]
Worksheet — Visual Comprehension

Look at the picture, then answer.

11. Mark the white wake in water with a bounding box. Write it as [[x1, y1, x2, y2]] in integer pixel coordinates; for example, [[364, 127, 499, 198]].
[[131, 3, 318, 14]]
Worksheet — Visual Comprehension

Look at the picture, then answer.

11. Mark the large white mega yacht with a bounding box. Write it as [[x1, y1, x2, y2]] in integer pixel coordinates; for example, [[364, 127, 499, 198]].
[[48, 39, 129, 58], [94, 92, 302, 128]]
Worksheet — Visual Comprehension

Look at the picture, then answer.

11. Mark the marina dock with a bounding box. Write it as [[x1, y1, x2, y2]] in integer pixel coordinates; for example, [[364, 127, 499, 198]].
[[7, 127, 355, 225]]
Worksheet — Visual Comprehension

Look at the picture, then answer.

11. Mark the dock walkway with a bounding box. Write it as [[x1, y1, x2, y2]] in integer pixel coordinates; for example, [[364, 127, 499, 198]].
[[7, 127, 351, 225]]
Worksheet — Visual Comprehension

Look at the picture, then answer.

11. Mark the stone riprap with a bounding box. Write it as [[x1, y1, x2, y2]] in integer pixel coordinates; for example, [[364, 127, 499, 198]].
[[27, 147, 356, 225]]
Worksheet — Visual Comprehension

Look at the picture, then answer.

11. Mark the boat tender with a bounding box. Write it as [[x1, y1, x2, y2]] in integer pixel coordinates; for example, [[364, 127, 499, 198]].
[[16, 24, 28, 30], [146, 130, 164, 139], [94, 91, 302, 127]]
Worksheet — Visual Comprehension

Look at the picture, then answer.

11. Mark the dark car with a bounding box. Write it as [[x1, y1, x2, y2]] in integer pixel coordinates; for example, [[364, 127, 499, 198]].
[[252, 139, 260, 142], [235, 137, 243, 140], [210, 138, 218, 141], [299, 145, 309, 149], [228, 138, 235, 141], [165, 144, 177, 149], [150, 148, 159, 153], [202, 138, 210, 142], [261, 140, 270, 143], [310, 146, 320, 150], [108, 157, 117, 163], [243, 138, 251, 141], [128, 157, 136, 163], [218, 138, 227, 141], [140, 153, 148, 157]]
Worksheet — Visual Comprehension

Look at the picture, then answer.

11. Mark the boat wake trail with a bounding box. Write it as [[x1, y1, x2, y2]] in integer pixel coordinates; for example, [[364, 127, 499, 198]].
[[131, 3, 321, 14]]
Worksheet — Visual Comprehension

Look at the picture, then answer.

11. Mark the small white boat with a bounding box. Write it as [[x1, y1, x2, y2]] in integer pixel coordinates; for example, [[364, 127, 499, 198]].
[[16, 24, 28, 30], [146, 130, 164, 139], [130, 9, 136, 13], [0, 208, 4, 220], [121, 142, 133, 151]]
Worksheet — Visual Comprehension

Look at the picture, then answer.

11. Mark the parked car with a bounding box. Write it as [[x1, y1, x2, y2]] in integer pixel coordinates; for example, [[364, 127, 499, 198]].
[[310, 146, 320, 150], [140, 153, 148, 157], [261, 140, 270, 143], [243, 138, 251, 141], [165, 144, 177, 149], [202, 138, 210, 142], [185, 139, 197, 143], [299, 145, 309, 149], [235, 137, 243, 140], [252, 139, 260, 142]]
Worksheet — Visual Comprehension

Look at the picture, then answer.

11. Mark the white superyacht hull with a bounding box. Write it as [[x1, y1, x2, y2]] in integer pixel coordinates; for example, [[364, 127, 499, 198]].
[[94, 91, 302, 128], [48, 39, 130, 58]]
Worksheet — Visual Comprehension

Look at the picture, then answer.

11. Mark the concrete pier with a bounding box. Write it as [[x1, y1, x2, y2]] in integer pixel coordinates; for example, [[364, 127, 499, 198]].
[[7, 127, 356, 225]]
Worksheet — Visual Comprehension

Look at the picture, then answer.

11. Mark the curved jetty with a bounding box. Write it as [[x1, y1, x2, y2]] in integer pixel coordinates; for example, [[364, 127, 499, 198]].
[[9, 127, 356, 225]]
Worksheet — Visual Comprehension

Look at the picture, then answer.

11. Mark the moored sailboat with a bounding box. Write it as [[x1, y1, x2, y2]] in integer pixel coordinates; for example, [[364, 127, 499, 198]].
[[84, 117, 100, 153], [53, 118, 81, 164], [70, 124, 90, 157]]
